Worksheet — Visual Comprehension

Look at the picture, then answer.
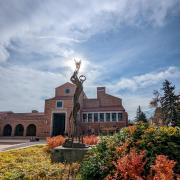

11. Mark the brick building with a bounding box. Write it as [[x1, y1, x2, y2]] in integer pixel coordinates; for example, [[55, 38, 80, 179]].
[[0, 82, 128, 137]]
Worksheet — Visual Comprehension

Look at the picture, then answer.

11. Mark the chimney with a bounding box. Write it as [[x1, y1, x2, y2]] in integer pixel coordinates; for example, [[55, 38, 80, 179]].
[[97, 87, 106, 98]]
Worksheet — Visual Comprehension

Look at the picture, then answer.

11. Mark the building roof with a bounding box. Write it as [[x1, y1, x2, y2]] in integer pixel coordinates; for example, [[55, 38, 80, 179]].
[[55, 82, 75, 89]]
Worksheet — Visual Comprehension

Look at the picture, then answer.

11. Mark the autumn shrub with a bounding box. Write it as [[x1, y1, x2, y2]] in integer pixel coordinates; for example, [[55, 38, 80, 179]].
[[47, 135, 65, 149], [106, 149, 146, 180], [80, 123, 180, 180], [83, 135, 99, 145], [148, 155, 176, 180]]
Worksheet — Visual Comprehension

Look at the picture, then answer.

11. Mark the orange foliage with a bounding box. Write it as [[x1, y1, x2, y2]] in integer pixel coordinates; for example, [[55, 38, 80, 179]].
[[115, 149, 146, 180], [83, 135, 99, 145], [149, 155, 176, 180], [116, 141, 129, 155], [47, 135, 65, 149], [128, 126, 137, 135]]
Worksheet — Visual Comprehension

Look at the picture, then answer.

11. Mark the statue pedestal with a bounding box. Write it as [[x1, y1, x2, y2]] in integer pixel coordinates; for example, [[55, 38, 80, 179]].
[[51, 146, 91, 163]]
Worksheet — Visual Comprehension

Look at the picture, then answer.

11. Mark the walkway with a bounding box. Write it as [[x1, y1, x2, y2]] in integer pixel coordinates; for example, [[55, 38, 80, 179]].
[[0, 138, 46, 152]]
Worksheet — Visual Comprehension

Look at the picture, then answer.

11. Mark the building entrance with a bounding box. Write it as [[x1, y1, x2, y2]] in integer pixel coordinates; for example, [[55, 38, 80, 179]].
[[52, 113, 65, 136]]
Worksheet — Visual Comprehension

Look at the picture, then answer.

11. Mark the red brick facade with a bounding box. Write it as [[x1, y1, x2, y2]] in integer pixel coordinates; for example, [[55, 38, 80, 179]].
[[0, 82, 128, 137]]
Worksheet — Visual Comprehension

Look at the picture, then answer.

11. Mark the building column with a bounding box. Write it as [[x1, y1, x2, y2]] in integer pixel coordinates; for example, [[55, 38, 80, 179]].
[[12, 125, 15, 137]]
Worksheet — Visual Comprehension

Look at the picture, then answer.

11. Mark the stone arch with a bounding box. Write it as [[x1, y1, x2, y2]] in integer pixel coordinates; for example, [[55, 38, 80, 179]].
[[3, 124, 12, 136], [14, 124, 24, 136], [26, 124, 36, 136]]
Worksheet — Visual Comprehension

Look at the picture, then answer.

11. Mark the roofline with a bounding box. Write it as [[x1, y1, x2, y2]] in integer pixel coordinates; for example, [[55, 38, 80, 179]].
[[55, 82, 75, 89]]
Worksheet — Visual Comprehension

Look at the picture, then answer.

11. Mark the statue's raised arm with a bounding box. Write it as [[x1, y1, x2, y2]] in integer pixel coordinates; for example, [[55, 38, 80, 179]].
[[74, 59, 81, 72]]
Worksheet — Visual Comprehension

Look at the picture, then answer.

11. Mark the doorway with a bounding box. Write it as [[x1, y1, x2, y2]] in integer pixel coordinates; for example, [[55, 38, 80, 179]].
[[52, 113, 65, 136]]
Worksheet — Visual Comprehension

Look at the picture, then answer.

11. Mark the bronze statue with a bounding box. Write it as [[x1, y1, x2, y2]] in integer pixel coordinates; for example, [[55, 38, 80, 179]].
[[69, 59, 86, 138]]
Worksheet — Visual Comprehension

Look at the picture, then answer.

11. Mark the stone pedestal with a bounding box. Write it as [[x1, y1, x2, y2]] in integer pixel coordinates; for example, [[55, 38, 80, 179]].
[[51, 146, 91, 163]]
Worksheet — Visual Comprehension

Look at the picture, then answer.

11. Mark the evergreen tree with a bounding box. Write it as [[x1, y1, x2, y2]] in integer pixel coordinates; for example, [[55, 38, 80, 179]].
[[136, 105, 142, 120], [150, 90, 160, 108], [160, 80, 179, 126], [135, 105, 147, 123]]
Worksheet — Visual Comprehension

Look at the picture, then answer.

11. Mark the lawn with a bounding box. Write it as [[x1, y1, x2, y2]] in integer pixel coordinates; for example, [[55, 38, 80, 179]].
[[0, 145, 80, 179]]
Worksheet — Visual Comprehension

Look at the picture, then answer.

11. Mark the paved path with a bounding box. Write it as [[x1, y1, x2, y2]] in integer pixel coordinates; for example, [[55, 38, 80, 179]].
[[0, 140, 46, 152]]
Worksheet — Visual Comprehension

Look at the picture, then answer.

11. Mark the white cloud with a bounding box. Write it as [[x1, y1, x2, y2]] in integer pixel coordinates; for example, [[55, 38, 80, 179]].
[[0, 0, 180, 119], [0, 44, 9, 62], [0, 65, 67, 112], [113, 66, 180, 91], [0, 0, 180, 64], [122, 95, 152, 119]]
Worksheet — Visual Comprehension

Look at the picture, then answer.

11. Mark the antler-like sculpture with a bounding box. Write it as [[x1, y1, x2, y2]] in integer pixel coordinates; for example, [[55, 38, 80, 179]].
[[70, 59, 86, 138]]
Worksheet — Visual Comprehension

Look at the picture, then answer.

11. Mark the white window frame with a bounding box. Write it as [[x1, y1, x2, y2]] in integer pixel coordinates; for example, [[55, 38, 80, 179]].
[[81, 111, 124, 123], [82, 113, 87, 123], [56, 100, 63, 109]]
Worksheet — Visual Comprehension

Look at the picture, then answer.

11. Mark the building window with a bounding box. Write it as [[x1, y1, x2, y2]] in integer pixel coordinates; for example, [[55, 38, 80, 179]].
[[118, 113, 123, 121], [65, 88, 70, 94], [88, 113, 92, 122], [56, 100, 63, 108], [94, 113, 98, 122], [106, 113, 110, 122], [83, 113, 87, 122], [112, 113, 117, 121], [100, 113, 104, 122]]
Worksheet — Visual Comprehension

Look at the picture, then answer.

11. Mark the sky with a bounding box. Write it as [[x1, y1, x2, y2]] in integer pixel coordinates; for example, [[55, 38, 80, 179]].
[[0, 0, 180, 119]]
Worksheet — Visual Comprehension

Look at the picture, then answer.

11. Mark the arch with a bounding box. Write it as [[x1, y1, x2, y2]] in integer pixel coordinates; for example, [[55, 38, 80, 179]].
[[3, 124, 12, 136], [26, 124, 36, 136], [14, 124, 24, 136]]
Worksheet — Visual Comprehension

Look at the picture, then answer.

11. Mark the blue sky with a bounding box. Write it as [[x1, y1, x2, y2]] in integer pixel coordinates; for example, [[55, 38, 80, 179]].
[[0, 0, 180, 119]]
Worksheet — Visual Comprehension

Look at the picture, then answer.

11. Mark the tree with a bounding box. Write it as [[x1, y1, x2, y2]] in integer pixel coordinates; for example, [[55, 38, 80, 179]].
[[151, 80, 180, 126], [135, 105, 147, 123], [160, 80, 179, 126], [150, 90, 160, 108]]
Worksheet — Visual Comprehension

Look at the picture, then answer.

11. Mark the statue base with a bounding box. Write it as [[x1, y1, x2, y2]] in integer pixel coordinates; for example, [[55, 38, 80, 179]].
[[51, 146, 90, 163], [62, 138, 88, 148], [51, 138, 90, 163]]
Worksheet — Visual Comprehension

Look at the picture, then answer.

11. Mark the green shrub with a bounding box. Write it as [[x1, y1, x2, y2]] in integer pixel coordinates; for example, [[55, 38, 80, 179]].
[[80, 123, 180, 179]]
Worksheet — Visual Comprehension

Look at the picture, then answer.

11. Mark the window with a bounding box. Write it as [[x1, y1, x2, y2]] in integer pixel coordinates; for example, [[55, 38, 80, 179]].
[[65, 88, 70, 94], [88, 113, 92, 122], [112, 113, 117, 121], [118, 113, 123, 121], [106, 113, 110, 122], [56, 100, 63, 108], [100, 113, 104, 122], [82, 113, 87, 122], [94, 113, 98, 122]]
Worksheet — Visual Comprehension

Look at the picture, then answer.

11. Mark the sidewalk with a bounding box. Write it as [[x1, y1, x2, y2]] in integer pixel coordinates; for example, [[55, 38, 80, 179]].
[[0, 140, 46, 152]]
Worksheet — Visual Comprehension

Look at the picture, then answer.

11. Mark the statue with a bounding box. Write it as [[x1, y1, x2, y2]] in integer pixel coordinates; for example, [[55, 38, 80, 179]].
[[63, 59, 86, 147]]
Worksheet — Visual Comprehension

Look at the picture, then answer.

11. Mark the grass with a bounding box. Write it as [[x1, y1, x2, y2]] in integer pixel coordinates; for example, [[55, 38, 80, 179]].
[[0, 145, 80, 180]]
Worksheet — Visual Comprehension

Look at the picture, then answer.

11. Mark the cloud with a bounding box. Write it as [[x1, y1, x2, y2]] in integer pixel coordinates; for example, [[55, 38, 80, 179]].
[[0, 0, 180, 119], [0, 0, 180, 65], [0, 65, 67, 112], [113, 66, 180, 91], [0, 45, 9, 62], [122, 95, 152, 119]]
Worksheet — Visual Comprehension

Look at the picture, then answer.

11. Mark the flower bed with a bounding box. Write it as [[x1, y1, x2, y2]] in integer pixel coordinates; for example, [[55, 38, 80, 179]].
[[0, 145, 80, 179], [80, 123, 180, 180]]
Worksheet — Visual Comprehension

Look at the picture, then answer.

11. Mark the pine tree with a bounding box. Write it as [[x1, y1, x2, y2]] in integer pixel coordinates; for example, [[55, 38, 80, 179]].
[[136, 105, 142, 120], [160, 80, 179, 126], [135, 105, 147, 123]]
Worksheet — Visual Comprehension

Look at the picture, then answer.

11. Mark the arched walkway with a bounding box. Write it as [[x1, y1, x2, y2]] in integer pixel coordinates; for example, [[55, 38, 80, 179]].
[[3, 124, 12, 136], [14, 124, 24, 136], [26, 124, 36, 136]]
